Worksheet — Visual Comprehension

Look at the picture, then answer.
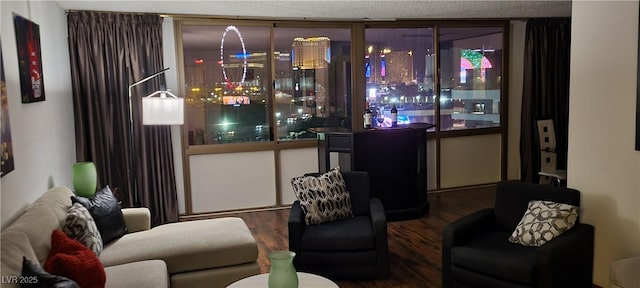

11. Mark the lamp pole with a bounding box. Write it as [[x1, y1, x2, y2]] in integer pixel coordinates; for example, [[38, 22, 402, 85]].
[[127, 67, 170, 206]]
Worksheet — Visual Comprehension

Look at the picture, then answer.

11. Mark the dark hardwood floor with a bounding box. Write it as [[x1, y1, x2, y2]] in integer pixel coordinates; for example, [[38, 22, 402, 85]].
[[200, 185, 496, 288]]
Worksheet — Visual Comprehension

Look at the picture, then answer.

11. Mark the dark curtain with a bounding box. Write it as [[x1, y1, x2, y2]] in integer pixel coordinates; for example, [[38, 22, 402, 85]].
[[68, 11, 178, 226], [520, 18, 571, 183]]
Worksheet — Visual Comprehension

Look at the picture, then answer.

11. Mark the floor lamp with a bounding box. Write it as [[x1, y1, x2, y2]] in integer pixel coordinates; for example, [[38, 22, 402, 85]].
[[128, 67, 184, 206]]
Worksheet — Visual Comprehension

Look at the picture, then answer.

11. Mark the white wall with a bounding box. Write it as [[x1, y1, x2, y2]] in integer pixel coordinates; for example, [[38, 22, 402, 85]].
[[161, 17, 186, 214], [1, 0, 75, 228], [569, 1, 640, 286], [508, 20, 526, 180]]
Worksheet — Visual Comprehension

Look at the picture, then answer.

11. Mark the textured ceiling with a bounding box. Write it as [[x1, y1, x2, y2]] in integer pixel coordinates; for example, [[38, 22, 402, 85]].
[[56, 0, 572, 20]]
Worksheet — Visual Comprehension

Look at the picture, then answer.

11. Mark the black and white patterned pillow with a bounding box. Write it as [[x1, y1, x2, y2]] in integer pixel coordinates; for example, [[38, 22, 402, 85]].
[[63, 203, 103, 255], [509, 200, 579, 247], [291, 167, 353, 225]]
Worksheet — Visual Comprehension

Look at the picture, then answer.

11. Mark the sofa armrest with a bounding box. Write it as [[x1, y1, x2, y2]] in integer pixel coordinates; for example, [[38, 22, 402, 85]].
[[536, 223, 594, 288], [121, 207, 151, 233]]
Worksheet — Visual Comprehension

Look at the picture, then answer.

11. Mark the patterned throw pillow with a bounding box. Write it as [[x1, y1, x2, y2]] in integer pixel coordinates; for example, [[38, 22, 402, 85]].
[[509, 200, 579, 247], [63, 203, 103, 256], [291, 167, 353, 225]]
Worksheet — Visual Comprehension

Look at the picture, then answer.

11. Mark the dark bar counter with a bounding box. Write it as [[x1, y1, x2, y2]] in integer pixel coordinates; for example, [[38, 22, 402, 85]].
[[312, 123, 434, 221]]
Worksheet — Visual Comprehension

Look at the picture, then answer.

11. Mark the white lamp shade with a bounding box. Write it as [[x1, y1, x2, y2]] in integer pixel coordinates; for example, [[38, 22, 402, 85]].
[[142, 96, 184, 125]]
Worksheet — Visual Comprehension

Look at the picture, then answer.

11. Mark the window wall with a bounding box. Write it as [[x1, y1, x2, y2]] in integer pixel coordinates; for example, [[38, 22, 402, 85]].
[[174, 19, 508, 215], [180, 22, 504, 144]]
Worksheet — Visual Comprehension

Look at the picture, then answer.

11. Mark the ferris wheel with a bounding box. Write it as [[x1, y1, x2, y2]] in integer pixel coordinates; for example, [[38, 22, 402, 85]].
[[220, 25, 248, 89]]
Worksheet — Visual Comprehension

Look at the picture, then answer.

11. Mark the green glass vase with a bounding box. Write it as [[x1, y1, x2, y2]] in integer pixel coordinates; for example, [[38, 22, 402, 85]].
[[72, 162, 97, 197], [268, 251, 298, 288]]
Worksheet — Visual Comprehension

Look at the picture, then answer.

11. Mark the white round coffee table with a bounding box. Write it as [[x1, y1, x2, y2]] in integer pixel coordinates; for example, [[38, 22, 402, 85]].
[[227, 272, 338, 288]]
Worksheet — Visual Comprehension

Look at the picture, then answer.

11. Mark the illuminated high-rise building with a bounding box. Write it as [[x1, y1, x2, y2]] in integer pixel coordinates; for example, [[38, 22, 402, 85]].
[[291, 37, 331, 117], [385, 50, 413, 84], [365, 45, 383, 84], [424, 48, 435, 87], [292, 37, 330, 69]]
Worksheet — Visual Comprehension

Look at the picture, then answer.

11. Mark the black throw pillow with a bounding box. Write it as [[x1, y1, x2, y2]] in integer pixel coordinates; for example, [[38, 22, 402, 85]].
[[21, 256, 80, 288], [71, 185, 127, 244]]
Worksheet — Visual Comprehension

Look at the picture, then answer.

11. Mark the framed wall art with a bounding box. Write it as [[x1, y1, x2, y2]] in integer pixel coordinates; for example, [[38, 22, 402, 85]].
[[1, 42, 15, 177], [637, 5, 640, 151], [13, 13, 45, 103]]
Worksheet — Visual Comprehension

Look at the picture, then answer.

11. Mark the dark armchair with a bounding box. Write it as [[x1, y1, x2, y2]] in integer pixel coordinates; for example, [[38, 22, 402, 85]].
[[442, 181, 594, 288], [288, 170, 390, 280]]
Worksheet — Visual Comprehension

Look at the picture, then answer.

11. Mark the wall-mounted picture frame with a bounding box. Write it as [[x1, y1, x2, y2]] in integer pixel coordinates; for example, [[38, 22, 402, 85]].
[[636, 5, 640, 151], [1, 42, 15, 177], [13, 13, 45, 103]]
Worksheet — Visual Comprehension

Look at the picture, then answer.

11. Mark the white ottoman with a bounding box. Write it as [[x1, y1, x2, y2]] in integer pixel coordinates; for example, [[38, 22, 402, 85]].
[[610, 256, 639, 288]]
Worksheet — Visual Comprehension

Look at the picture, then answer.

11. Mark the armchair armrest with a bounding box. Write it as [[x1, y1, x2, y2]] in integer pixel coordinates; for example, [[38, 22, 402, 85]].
[[121, 207, 150, 233], [442, 208, 494, 288], [370, 198, 387, 236], [288, 201, 305, 253], [536, 223, 594, 288], [369, 198, 390, 277]]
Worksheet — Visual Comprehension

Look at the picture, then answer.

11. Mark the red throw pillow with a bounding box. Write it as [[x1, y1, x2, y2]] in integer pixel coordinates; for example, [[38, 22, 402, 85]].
[[44, 229, 106, 288]]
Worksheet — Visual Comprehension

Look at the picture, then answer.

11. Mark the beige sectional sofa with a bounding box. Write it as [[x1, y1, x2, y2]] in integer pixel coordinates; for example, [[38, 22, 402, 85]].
[[1, 186, 260, 288]]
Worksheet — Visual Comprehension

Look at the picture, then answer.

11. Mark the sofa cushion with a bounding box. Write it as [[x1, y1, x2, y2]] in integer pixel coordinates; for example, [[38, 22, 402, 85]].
[[3, 187, 74, 264], [291, 167, 353, 225], [300, 216, 375, 251], [44, 230, 106, 288], [509, 200, 579, 246], [451, 231, 537, 285], [1, 230, 39, 282], [22, 256, 80, 288], [72, 186, 127, 244], [63, 203, 103, 255], [99, 217, 258, 274], [104, 260, 168, 288], [610, 256, 640, 288]]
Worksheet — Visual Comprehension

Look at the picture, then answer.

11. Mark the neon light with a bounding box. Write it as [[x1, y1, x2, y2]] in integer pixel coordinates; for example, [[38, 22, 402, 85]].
[[234, 52, 250, 58], [365, 62, 371, 78], [326, 47, 331, 64], [460, 49, 493, 83]]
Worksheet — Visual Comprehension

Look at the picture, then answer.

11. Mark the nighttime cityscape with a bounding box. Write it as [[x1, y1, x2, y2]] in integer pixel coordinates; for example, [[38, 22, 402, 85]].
[[182, 26, 502, 145]]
